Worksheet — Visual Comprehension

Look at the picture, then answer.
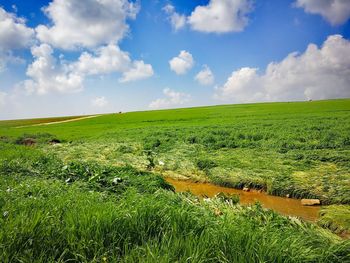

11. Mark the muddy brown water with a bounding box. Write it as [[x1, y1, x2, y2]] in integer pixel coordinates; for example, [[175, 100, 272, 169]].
[[165, 178, 320, 222]]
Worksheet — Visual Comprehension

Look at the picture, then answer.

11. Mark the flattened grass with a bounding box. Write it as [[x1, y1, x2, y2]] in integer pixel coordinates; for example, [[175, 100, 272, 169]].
[[318, 205, 350, 235]]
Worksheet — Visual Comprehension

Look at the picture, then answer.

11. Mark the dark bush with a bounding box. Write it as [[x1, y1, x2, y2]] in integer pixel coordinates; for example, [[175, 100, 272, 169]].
[[14, 133, 58, 145], [144, 138, 161, 150], [187, 136, 198, 144], [118, 145, 134, 153]]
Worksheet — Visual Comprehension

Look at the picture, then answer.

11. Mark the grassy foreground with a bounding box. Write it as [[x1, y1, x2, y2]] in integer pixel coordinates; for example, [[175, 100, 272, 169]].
[[0, 143, 349, 262], [0, 99, 350, 261]]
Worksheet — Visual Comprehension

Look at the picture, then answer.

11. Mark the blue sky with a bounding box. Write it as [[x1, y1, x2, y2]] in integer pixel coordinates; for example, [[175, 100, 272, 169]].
[[0, 0, 349, 119]]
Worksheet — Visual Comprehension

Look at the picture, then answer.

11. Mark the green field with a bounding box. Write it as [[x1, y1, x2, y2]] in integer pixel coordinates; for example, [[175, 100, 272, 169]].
[[1, 99, 349, 262]]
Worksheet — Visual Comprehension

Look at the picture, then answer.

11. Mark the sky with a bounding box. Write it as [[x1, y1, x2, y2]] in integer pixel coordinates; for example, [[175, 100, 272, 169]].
[[0, 0, 349, 120]]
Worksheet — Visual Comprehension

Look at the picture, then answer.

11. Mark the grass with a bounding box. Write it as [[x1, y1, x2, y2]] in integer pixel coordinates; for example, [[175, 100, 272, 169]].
[[0, 99, 350, 261], [1, 162, 349, 262], [318, 205, 350, 235], [2, 99, 347, 203]]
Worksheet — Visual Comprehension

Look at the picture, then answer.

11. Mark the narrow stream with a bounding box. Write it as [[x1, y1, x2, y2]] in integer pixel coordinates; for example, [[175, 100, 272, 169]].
[[165, 178, 320, 222]]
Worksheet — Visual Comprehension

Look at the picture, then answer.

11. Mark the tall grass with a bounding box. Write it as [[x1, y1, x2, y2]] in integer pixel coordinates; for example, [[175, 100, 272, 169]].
[[0, 142, 349, 262], [1, 176, 349, 262]]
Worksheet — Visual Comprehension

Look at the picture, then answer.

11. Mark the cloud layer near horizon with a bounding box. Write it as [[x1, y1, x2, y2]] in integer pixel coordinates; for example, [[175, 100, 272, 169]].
[[149, 88, 191, 109]]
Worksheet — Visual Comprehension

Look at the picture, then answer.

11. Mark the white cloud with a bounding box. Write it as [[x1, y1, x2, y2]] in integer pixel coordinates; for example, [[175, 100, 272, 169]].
[[295, 0, 350, 25], [163, 4, 186, 31], [22, 43, 154, 94], [215, 35, 350, 102], [188, 0, 253, 33], [169, 50, 194, 75], [12, 0, 152, 95], [73, 44, 153, 82], [36, 0, 139, 49], [195, 65, 215, 85], [23, 44, 84, 94], [0, 7, 34, 71], [91, 96, 108, 107], [149, 88, 191, 109], [119, 60, 154, 83], [73, 44, 131, 75], [214, 67, 263, 102], [0, 7, 34, 50]]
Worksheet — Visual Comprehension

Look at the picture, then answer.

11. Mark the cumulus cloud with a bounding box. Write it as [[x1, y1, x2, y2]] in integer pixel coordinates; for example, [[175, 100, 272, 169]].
[[73, 44, 131, 75], [188, 0, 253, 33], [0, 7, 34, 50], [163, 4, 186, 31], [22, 43, 154, 94], [214, 67, 263, 102], [10, 0, 152, 94], [0, 7, 34, 71], [169, 50, 194, 75], [149, 88, 191, 109], [215, 35, 350, 102], [195, 65, 215, 85], [163, 1, 253, 33], [119, 60, 154, 83], [91, 96, 108, 107], [73, 44, 153, 82], [23, 44, 84, 94], [36, 0, 139, 49], [295, 0, 350, 25]]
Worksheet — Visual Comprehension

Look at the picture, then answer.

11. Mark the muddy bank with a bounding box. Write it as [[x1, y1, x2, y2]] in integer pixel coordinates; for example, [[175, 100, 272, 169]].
[[165, 177, 320, 222]]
